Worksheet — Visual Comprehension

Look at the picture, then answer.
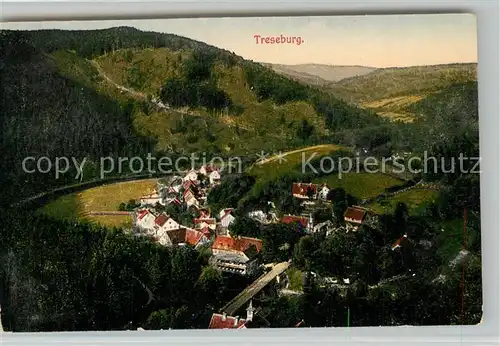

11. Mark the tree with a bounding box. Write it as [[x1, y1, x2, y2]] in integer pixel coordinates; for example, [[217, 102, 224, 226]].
[[228, 216, 261, 238], [394, 202, 409, 234], [195, 266, 224, 306]]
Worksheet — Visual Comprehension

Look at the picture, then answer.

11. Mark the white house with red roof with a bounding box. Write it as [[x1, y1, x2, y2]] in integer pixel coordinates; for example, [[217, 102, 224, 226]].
[[153, 227, 209, 248], [208, 301, 256, 329], [154, 214, 180, 234], [208, 170, 221, 185], [210, 235, 263, 275], [194, 217, 217, 231], [183, 189, 199, 208], [183, 169, 198, 182], [219, 208, 235, 232], [208, 313, 246, 329], [135, 209, 157, 231]]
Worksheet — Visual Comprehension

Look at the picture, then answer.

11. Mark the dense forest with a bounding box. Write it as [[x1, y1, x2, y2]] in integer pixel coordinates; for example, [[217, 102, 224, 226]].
[[0, 27, 482, 331]]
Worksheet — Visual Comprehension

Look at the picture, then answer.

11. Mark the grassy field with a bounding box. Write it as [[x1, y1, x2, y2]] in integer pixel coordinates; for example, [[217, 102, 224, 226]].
[[367, 189, 439, 215], [40, 179, 158, 228], [313, 172, 404, 200], [360, 95, 426, 123]]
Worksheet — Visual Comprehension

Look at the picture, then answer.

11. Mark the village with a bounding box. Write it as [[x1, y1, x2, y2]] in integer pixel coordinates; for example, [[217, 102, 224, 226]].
[[121, 163, 411, 330]]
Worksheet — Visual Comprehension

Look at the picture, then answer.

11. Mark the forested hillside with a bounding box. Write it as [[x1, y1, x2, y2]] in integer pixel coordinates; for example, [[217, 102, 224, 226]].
[[326, 63, 477, 123], [0, 27, 387, 205]]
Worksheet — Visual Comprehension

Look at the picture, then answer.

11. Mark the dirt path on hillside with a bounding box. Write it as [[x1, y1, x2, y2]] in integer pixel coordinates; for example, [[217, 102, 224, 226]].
[[256, 144, 340, 165], [90, 60, 265, 137]]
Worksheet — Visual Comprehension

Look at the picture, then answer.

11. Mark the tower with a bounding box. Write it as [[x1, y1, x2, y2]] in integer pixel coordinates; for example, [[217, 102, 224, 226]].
[[307, 213, 314, 233], [246, 300, 255, 322]]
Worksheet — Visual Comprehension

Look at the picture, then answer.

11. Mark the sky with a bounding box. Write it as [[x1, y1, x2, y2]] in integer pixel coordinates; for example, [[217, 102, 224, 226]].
[[0, 14, 478, 67]]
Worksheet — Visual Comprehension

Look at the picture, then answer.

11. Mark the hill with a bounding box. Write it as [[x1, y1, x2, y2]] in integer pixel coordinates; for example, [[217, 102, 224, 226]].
[[264, 63, 376, 85], [327, 63, 477, 122], [0, 27, 386, 205]]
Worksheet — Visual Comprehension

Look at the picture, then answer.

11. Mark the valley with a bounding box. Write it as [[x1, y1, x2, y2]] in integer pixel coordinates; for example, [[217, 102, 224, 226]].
[[0, 25, 481, 332]]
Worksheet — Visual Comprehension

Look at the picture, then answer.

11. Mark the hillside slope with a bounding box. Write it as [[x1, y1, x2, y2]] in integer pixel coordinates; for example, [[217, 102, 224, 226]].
[[0, 27, 385, 204], [264, 63, 376, 85], [327, 63, 477, 122]]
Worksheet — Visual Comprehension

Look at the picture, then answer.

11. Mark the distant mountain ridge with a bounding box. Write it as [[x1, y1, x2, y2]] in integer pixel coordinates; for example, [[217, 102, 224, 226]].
[[263, 63, 377, 85]]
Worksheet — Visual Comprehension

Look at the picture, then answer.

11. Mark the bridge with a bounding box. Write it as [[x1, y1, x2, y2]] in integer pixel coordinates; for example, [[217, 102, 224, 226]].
[[220, 261, 291, 316]]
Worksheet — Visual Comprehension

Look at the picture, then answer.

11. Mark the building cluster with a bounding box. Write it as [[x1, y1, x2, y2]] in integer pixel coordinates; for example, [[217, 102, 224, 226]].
[[131, 164, 263, 276], [138, 164, 221, 209]]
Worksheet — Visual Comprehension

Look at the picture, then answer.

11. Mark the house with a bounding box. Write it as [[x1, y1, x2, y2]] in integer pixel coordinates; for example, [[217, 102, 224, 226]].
[[154, 214, 180, 233], [317, 184, 330, 200], [208, 301, 256, 329], [210, 235, 263, 275], [199, 208, 211, 218], [154, 227, 209, 247], [281, 215, 308, 228], [219, 208, 236, 231], [208, 313, 246, 329], [343, 206, 370, 231], [199, 164, 217, 176], [183, 189, 199, 208], [208, 170, 221, 185], [168, 185, 181, 194], [135, 209, 157, 230], [183, 179, 198, 191], [140, 192, 163, 206], [165, 197, 182, 206], [194, 217, 217, 230], [183, 169, 198, 182], [281, 214, 313, 233], [292, 183, 318, 199]]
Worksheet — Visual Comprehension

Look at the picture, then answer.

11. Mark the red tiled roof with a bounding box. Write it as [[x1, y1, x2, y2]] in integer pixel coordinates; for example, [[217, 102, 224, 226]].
[[343, 207, 367, 224], [154, 214, 169, 226], [194, 218, 216, 225], [208, 314, 246, 329], [212, 235, 263, 253], [281, 215, 308, 227], [166, 228, 187, 244], [200, 226, 211, 237], [185, 229, 204, 246], [137, 210, 149, 220], [292, 183, 318, 197]]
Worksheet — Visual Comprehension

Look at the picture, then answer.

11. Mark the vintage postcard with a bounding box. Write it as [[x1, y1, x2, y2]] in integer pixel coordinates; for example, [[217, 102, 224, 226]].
[[0, 14, 481, 332]]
